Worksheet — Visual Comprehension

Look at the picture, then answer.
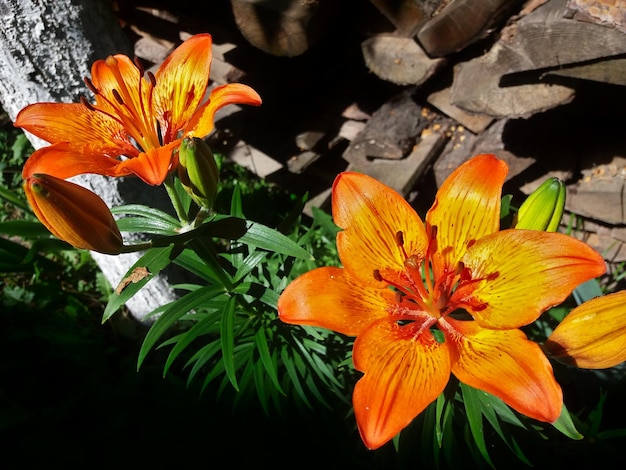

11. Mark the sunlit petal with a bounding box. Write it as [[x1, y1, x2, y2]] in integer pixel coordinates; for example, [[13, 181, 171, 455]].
[[427, 154, 507, 277], [277, 267, 394, 336], [545, 290, 626, 369], [186, 83, 262, 138], [444, 318, 562, 423], [332, 172, 428, 285], [352, 318, 451, 449], [154, 34, 213, 138], [15, 102, 136, 157], [114, 140, 180, 185], [453, 229, 606, 329]]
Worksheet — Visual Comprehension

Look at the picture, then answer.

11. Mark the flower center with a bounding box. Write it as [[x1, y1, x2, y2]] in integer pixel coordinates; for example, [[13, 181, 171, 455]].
[[81, 56, 163, 154], [373, 228, 472, 339]]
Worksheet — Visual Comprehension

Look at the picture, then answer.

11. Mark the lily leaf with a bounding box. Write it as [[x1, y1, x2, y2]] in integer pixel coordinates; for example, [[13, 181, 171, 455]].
[[552, 403, 583, 440], [102, 244, 184, 322]]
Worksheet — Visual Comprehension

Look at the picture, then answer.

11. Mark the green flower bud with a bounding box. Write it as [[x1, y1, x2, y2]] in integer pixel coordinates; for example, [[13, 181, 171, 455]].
[[177, 137, 219, 209], [515, 177, 566, 232]]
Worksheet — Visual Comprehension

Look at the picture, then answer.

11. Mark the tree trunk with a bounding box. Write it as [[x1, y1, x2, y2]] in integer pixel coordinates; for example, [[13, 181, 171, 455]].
[[0, 0, 179, 321]]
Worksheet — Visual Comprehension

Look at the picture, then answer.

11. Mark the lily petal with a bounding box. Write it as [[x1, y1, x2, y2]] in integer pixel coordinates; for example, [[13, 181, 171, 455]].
[[545, 290, 626, 369], [114, 140, 180, 185], [153, 34, 213, 141], [444, 318, 562, 423], [427, 154, 507, 277], [352, 318, 451, 449], [15, 102, 137, 157], [454, 229, 606, 329], [22, 143, 123, 180], [186, 83, 262, 138], [277, 267, 393, 336], [332, 172, 428, 285]]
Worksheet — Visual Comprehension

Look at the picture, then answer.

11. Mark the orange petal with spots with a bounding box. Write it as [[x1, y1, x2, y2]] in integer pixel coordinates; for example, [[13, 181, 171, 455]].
[[426, 154, 508, 278], [331, 171, 428, 286], [153, 34, 214, 140], [454, 229, 606, 329], [114, 140, 181, 186], [352, 318, 451, 449], [15, 102, 137, 157], [445, 318, 562, 423], [277, 267, 394, 337]]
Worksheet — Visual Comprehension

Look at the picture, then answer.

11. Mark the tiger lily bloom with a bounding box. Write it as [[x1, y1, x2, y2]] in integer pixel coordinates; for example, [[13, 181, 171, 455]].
[[25, 174, 123, 254], [16, 33, 261, 186], [545, 290, 626, 369], [277, 154, 606, 450]]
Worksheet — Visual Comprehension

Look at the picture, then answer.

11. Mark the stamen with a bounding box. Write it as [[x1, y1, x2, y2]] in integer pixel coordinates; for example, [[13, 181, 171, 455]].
[[395, 291, 403, 304], [133, 56, 145, 76], [396, 230, 409, 259], [454, 261, 465, 276], [147, 71, 157, 87], [80, 96, 96, 111], [373, 269, 383, 282], [83, 77, 99, 95], [112, 89, 124, 105]]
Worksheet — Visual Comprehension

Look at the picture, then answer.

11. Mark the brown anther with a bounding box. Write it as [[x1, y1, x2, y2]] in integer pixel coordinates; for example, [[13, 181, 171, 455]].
[[111, 89, 124, 105], [83, 77, 98, 95], [486, 271, 500, 281], [133, 56, 145, 75], [147, 71, 157, 87], [395, 291, 403, 304], [454, 261, 465, 276], [373, 269, 383, 282], [396, 231, 405, 246], [80, 96, 96, 111]]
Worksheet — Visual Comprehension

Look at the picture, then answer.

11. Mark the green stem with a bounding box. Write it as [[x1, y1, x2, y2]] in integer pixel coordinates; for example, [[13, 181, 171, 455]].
[[164, 175, 189, 224]]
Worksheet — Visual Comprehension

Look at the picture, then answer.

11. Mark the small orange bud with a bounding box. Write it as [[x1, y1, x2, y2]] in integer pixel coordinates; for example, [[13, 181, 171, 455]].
[[24, 174, 123, 254]]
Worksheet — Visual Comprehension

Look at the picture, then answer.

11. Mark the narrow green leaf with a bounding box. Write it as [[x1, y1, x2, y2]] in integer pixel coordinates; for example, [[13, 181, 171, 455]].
[[232, 282, 279, 309], [254, 327, 285, 395], [176, 245, 233, 289], [137, 285, 226, 369], [234, 250, 266, 282], [230, 184, 243, 218], [0, 185, 32, 213], [280, 347, 312, 409], [461, 383, 495, 469], [220, 296, 239, 391], [115, 216, 180, 235], [240, 221, 314, 260], [111, 204, 180, 226], [185, 340, 223, 386], [102, 244, 183, 322], [552, 403, 583, 439], [0, 220, 51, 238], [162, 308, 223, 376]]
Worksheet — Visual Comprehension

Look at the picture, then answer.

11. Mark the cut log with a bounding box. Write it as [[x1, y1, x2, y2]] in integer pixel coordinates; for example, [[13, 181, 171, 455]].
[[367, 0, 435, 37], [417, 0, 524, 57], [451, 0, 626, 117], [361, 34, 444, 85]]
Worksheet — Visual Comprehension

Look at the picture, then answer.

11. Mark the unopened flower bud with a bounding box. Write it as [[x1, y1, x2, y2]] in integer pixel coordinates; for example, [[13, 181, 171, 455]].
[[515, 177, 565, 232], [545, 290, 626, 369], [177, 137, 219, 209], [24, 174, 123, 254]]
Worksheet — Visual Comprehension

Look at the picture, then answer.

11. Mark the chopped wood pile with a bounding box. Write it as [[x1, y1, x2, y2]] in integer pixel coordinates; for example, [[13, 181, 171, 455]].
[[116, 0, 626, 266]]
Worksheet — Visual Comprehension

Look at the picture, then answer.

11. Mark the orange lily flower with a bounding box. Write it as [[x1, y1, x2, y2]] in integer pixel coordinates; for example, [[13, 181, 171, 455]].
[[277, 154, 606, 450], [25, 174, 123, 254], [545, 290, 626, 369], [16, 34, 261, 186]]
